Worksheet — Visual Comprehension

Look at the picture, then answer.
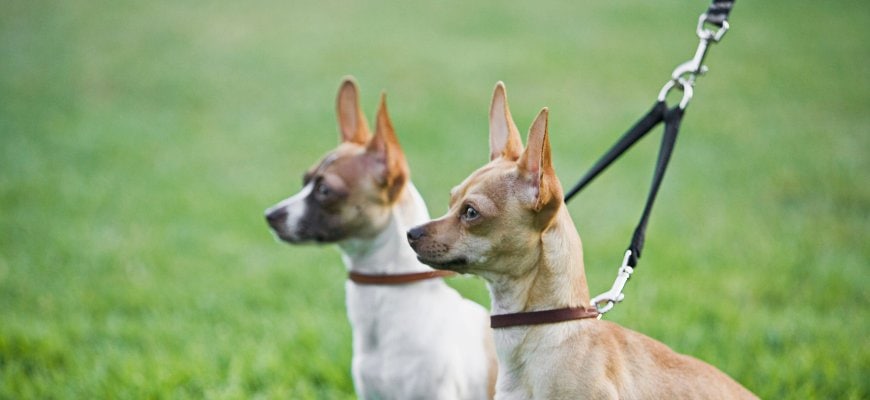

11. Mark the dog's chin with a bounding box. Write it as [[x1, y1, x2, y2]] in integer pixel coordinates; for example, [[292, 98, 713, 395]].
[[416, 256, 469, 271], [274, 229, 343, 245], [273, 232, 303, 244], [272, 230, 312, 244]]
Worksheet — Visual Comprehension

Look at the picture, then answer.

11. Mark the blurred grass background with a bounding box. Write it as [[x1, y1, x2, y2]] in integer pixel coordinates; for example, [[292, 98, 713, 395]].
[[1, 0, 867, 398]]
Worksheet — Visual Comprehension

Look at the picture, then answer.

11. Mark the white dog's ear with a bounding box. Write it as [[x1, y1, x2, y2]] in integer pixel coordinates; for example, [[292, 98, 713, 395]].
[[518, 108, 562, 225], [489, 81, 523, 161], [336, 76, 371, 144], [367, 92, 408, 202]]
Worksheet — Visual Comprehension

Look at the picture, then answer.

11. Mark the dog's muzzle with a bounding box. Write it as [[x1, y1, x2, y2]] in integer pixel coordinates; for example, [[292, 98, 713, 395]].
[[265, 207, 288, 231]]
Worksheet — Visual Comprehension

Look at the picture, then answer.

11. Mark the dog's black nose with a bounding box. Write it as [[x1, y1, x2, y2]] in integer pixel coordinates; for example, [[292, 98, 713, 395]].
[[266, 208, 288, 225], [407, 226, 427, 244]]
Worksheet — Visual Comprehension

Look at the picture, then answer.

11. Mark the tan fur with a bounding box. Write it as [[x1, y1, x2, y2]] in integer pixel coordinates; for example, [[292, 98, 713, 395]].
[[483, 317, 499, 399], [408, 82, 756, 399]]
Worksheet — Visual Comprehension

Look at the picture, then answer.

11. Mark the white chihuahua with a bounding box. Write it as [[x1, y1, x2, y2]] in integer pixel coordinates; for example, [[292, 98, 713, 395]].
[[265, 78, 496, 399]]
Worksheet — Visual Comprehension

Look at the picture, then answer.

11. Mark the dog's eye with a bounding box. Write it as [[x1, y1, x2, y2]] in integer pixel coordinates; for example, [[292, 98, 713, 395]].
[[462, 205, 480, 221], [315, 182, 330, 197]]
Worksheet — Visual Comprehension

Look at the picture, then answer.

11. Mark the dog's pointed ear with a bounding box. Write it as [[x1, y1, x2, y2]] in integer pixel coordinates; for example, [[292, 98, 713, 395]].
[[336, 76, 371, 144], [518, 108, 562, 223], [489, 81, 523, 161], [367, 92, 409, 202]]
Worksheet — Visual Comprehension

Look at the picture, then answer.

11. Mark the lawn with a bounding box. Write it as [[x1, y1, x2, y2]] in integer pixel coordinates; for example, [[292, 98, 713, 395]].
[[1, 0, 867, 398]]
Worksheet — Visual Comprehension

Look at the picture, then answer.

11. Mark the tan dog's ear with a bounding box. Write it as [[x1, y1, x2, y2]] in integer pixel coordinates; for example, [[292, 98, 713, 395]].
[[336, 76, 371, 144], [367, 92, 409, 202], [518, 108, 562, 225], [489, 82, 523, 161]]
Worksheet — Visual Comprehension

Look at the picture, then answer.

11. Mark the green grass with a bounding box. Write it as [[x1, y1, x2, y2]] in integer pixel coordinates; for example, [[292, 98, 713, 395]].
[[1, 0, 867, 398]]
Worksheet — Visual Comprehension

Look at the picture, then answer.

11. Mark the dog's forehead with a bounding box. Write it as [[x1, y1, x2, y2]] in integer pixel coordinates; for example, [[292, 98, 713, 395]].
[[449, 159, 516, 206], [310, 143, 369, 179]]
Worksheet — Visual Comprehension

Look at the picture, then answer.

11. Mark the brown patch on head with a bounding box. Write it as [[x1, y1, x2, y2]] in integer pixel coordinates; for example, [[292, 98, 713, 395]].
[[268, 78, 411, 244], [291, 143, 376, 242]]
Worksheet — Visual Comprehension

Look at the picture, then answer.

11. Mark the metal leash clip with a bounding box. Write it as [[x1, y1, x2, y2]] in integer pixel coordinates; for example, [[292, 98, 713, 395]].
[[591, 250, 635, 317], [658, 12, 730, 110]]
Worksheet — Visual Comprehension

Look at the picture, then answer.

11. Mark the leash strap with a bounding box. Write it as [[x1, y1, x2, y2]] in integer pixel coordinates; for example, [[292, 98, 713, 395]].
[[348, 270, 456, 285], [627, 106, 684, 267], [563, 102, 667, 202], [705, 0, 736, 27], [563, 101, 682, 268], [565, 101, 686, 268]]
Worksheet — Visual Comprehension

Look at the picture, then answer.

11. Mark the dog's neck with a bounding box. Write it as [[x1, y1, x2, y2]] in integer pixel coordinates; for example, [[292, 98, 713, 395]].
[[338, 182, 434, 275], [488, 206, 590, 315]]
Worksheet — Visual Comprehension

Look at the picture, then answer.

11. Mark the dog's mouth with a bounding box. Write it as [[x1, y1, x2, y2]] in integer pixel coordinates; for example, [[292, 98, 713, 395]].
[[270, 223, 343, 245], [274, 231, 334, 245], [416, 256, 468, 271]]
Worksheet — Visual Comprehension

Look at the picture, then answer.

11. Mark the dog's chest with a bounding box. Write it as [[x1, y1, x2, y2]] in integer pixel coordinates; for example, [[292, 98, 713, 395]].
[[345, 285, 403, 349], [345, 283, 478, 398], [345, 283, 452, 352], [495, 325, 598, 399]]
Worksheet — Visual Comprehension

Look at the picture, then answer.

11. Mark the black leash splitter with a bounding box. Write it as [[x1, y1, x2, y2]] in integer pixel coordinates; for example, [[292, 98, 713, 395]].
[[564, 0, 735, 315]]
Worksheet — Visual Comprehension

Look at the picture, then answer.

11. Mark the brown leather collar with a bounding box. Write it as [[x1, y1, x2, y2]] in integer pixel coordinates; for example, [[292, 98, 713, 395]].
[[348, 270, 456, 285], [490, 307, 600, 328]]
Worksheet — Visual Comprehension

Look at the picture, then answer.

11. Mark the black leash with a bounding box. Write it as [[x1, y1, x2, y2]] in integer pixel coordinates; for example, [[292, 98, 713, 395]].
[[564, 101, 668, 204], [564, 0, 735, 315]]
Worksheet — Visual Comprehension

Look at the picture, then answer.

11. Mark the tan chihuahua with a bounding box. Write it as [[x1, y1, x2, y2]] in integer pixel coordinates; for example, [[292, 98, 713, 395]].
[[407, 82, 756, 399]]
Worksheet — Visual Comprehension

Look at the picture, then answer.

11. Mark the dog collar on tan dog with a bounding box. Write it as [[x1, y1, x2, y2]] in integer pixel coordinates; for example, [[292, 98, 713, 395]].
[[490, 307, 600, 328], [348, 270, 456, 285]]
